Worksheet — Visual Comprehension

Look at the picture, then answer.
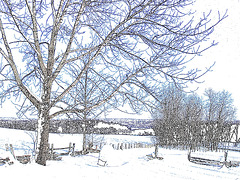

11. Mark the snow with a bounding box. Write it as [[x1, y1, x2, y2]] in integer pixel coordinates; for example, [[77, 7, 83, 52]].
[[98, 144, 120, 166], [36, 115, 43, 153], [57, 126, 63, 133], [0, 128, 240, 179], [131, 128, 154, 135], [94, 122, 128, 130]]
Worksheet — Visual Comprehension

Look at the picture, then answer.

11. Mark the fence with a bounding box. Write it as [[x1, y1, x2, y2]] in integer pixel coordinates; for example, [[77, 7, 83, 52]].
[[48, 142, 81, 160], [1, 142, 154, 165], [110, 143, 154, 150], [48, 142, 154, 156]]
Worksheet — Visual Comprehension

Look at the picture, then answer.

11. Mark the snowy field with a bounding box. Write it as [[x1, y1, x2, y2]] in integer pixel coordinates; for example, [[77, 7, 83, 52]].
[[0, 128, 240, 180]]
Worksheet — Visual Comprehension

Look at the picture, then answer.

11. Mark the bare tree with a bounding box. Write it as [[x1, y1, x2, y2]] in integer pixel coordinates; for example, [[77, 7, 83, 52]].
[[64, 65, 111, 152], [183, 93, 204, 150], [204, 88, 236, 150], [0, 0, 226, 165], [153, 87, 236, 152], [152, 84, 186, 149], [153, 85, 206, 151]]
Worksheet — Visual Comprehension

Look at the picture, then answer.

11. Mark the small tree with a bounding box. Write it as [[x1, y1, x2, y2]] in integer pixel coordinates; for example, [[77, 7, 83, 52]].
[[183, 93, 204, 150], [153, 85, 206, 150], [61, 65, 109, 152], [152, 84, 186, 148], [204, 88, 236, 150]]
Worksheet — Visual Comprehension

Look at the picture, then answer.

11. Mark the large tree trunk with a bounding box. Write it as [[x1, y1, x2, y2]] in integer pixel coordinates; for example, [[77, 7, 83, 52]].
[[83, 129, 86, 151], [36, 82, 51, 166], [36, 110, 50, 166], [154, 144, 158, 158], [82, 117, 87, 153]]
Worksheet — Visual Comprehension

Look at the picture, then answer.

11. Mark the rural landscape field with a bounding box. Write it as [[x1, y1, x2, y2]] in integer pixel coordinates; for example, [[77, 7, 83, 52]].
[[1, 0, 240, 179], [1, 127, 240, 180]]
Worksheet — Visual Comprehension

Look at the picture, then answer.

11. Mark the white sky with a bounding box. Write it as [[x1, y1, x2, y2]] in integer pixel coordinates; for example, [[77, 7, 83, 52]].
[[188, 0, 240, 119], [1, 0, 240, 120], [108, 0, 240, 120]]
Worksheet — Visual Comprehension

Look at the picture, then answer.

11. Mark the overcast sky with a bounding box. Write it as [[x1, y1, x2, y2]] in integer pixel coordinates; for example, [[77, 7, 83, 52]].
[[107, 0, 240, 119], [189, 0, 240, 119], [0, 0, 240, 120]]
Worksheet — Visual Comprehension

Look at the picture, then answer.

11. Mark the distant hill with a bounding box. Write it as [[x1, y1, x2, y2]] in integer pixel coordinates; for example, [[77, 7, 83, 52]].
[[99, 118, 154, 130], [0, 117, 154, 134]]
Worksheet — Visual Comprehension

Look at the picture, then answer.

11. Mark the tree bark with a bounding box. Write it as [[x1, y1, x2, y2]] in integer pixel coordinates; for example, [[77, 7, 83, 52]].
[[36, 111, 50, 166], [82, 120, 87, 152], [154, 144, 158, 158], [36, 80, 51, 166]]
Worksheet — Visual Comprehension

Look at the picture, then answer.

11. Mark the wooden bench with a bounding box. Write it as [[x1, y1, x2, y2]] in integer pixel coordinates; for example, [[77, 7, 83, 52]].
[[188, 156, 223, 167], [97, 158, 107, 166], [188, 152, 226, 167], [188, 151, 240, 168]]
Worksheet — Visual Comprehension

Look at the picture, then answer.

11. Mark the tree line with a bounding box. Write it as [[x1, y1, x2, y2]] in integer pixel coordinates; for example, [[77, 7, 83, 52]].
[[152, 84, 237, 151], [0, 119, 132, 135]]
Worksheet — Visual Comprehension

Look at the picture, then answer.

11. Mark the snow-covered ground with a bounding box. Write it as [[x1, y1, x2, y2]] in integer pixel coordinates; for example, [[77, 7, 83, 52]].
[[0, 128, 240, 180], [94, 121, 129, 130]]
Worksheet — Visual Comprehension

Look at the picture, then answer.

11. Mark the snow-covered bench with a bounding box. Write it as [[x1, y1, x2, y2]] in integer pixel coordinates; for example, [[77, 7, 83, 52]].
[[97, 158, 107, 166], [188, 151, 240, 168]]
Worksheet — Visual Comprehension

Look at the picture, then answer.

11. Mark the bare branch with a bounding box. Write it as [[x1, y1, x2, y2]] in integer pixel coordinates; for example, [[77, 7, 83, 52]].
[[0, 18, 41, 109], [25, 0, 47, 77]]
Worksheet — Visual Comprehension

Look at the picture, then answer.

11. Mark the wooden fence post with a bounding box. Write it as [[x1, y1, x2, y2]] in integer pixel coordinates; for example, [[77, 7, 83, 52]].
[[72, 143, 75, 156], [107, 142, 155, 150], [68, 142, 72, 154], [50, 143, 54, 160], [5, 144, 9, 151], [224, 151, 228, 162], [120, 143, 123, 150], [9, 144, 16, 159]]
